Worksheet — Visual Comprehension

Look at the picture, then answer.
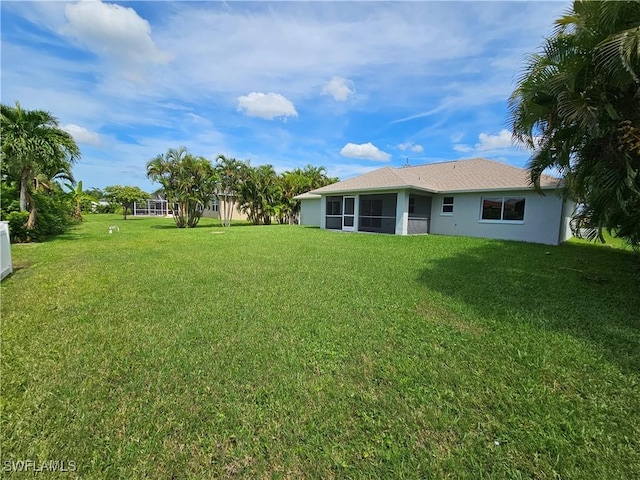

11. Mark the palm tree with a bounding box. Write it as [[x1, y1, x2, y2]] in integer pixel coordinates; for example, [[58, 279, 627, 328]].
[[147, 147, 187, 226], [214, 155, 245, 227], [237, 164, 281, 225], [147, 147, 217, 228], [275, 165, 337, 225], [277, 170, 305, 224], [301, 164, 337, 190], [509, 1, 640, 246], [1, 102, 80, 229], [511, 1, 640, 162]]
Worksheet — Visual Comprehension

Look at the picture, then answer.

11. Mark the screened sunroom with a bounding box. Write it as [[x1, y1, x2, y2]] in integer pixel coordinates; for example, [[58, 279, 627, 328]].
[[325, 193, 398, 234]]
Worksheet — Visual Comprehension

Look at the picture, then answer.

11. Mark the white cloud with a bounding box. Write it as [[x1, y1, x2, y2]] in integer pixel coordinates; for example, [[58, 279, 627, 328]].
[[476, 129, 514, 151], [322, 76, 355, 101], [62, 124, 101, 146], [152, 2, 530, 100], [340, 142, 391, 161], [453, 129, 516, 153], [450, 132, 464, 143], [398, 142, 424, 153], [185, 113, 212, 126], [63, 1, 172, 67], [237, 92, 298, 120], [453, 144, 473, 153]]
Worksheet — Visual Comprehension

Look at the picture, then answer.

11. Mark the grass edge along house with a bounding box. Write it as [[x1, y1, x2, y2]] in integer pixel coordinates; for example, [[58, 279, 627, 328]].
[[296, 158, 573, 245]]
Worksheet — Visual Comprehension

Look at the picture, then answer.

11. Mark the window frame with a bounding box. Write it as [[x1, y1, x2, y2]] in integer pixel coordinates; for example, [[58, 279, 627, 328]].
[[441, 196, 454, 215], [480, 196, 526, 223]]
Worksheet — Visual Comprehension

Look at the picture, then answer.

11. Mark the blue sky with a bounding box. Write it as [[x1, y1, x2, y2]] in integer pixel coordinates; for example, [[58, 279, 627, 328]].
[[1, 1, 570, 191]]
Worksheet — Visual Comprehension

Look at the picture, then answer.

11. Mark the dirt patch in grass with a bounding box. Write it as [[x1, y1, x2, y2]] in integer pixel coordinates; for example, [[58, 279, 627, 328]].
[[10, 259, 32, 272], [416, 302, 486, 336]]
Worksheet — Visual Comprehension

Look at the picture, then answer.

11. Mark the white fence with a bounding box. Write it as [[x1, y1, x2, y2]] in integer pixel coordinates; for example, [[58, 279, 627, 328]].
[[0, 222, 12, 280]]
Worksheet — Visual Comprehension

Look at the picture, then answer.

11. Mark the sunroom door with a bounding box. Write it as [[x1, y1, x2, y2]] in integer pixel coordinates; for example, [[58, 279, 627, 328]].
[[343, 196, 355, 231]]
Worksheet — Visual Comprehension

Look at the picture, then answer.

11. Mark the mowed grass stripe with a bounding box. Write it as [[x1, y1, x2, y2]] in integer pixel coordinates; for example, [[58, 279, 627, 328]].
[[2, 215, 638, 478]]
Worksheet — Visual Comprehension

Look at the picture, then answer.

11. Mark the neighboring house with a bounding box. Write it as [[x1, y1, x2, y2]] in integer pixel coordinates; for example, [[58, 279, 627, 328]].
[[133, 198, 171, 216], [295, 158, 574, 245], [132, 194, 249, 221], [201, 196, 249, 221]]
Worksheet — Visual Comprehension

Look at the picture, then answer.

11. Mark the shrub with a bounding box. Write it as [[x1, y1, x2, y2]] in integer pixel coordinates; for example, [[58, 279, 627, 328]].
[[0, 180, 75, 242], [5, 211, 29, 243], [94, 203, 117, 214], [29, 191, 74, 241]]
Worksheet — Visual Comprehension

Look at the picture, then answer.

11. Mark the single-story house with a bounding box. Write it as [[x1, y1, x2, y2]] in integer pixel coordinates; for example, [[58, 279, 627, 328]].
[[294, 158, 574, 245], [133, 194, 249, 221], [201, 196, 249, 221]]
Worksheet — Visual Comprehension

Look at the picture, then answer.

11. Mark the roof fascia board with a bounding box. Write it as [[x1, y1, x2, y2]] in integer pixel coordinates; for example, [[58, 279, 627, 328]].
[[437, 185, 561, 194], [311, 185, 560, 196], [312, 185, 438, 196]]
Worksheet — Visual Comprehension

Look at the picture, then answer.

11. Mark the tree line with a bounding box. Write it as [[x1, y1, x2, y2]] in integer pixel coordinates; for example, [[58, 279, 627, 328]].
[[146, 147, 337, 228]]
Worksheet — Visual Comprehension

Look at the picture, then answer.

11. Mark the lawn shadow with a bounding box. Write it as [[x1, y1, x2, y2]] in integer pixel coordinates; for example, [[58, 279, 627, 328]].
[[149, 224, 183, 230], [219, 222, 257, 227], [149, 224, 222, 230], [416, 240, 640, 374], [50, 231, 82, 241], [149, 221, 255, 230]]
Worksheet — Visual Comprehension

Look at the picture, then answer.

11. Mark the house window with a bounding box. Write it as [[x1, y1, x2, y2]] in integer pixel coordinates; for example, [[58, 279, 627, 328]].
[[442, 196, 454, 214], [408, 197, 415, 214], [211, 198, 219, 212], [481, 197, 526, 221]]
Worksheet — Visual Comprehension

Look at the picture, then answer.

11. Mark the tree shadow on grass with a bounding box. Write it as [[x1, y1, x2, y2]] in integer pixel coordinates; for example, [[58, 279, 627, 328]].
[[50, 231, 82, 241], [149, 222, 255, 230], [149, 224, 220, 230], [416, 240, 640, 374], [221, 222, 258, 227]]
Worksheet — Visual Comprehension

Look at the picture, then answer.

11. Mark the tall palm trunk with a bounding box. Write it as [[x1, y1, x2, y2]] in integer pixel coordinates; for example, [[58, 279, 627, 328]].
[[227, 196, 235, 227], [20, 168, 39, 230], [19, 169, 30, 212], [26, 200, 38, 230]]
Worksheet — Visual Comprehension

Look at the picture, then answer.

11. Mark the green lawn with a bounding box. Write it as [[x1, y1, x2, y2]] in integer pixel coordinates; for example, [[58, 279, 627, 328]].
[[2, 215, 639, 478]]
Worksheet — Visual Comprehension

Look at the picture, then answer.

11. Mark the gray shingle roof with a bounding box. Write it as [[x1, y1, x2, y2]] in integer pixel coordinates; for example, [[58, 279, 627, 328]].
[[307, 158, 561, 195]]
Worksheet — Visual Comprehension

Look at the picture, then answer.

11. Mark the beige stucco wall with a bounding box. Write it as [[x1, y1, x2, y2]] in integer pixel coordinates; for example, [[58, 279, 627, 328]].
[[201, 199, 249, 221]]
